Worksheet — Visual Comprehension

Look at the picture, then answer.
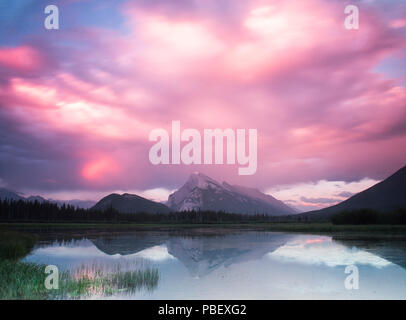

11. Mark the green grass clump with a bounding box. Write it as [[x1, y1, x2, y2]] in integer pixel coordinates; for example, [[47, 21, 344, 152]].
[[0, 231, 37, 260], [0, 230, 50, 299], [0, 260, 51, 299], [110, 268, 159, 293]]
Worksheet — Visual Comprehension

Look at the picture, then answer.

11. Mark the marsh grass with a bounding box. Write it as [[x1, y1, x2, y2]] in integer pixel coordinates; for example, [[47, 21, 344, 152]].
[[62, 261, 159, 299], [0, 259, 159, 300], [0, 260, 51, 299]]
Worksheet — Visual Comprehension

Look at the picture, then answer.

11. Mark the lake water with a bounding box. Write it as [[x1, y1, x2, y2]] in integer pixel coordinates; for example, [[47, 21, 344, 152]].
[[22, 228, 406, 299]]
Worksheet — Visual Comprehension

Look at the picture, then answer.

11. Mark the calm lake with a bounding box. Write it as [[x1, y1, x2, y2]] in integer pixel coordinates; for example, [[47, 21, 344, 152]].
[[21, 228, 406, 299]]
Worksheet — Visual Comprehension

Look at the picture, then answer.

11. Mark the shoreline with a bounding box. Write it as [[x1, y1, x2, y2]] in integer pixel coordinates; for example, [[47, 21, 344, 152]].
[[1, 222, 406, 237]]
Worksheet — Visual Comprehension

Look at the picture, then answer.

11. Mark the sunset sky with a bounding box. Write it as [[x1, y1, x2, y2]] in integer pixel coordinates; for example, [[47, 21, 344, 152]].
[[0, 0, 405, 212]]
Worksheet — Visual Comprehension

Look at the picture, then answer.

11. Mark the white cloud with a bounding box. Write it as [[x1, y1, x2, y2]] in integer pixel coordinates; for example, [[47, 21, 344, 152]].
[[266, 178, 380, 212], [268, 237, 391, 268]]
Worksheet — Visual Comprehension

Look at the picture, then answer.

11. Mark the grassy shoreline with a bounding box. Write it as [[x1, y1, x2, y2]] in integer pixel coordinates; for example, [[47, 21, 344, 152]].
[[2, 222, 406, 235]]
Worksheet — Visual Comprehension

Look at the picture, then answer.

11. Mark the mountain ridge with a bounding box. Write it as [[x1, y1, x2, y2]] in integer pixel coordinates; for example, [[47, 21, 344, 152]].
[[91, 192, 171, 214], [300, 165, 406, 220], [0, 188, 96, 209]]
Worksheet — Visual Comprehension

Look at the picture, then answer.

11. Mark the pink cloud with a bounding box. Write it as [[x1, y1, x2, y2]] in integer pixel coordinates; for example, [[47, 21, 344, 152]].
[[0, 46, 44, 72], [390, 19, 406, 29], [0, 0, 405, 195], [81, 156, 119, 182]]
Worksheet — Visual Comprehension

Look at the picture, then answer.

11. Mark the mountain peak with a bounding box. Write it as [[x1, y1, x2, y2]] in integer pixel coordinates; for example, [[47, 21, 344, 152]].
[[186, 172, 221, 189], [168, 173, 296, 215], [189, 171, 214, 181]]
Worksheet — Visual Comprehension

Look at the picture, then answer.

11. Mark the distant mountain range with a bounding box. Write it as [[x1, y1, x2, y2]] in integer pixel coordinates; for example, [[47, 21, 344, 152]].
[[3, 165, 405, 217], [0, 188, 96, 209], [0, 188, 25, 201], [300, 165, 406, 220], [89, 172, 296, 215], [167, 172, 296, 215]]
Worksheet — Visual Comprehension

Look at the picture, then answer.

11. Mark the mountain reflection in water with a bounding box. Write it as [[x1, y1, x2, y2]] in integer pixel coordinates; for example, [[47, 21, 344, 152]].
[[23, 229, 406, 299], [93, 232, 293, 277]]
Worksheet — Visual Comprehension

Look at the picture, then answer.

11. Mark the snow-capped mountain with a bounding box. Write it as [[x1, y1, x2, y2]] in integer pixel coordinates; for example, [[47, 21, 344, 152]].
[[167, 172, 297, 216]]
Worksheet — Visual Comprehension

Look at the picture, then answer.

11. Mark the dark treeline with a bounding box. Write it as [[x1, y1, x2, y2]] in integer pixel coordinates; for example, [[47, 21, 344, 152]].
[[3, 200, 405, 225], [332, 208, 406, 225], [0, 199, 279, 223]]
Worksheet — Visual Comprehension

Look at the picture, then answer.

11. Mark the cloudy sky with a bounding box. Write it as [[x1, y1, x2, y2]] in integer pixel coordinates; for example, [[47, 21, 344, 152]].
[[0, 0, 405, 211]]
